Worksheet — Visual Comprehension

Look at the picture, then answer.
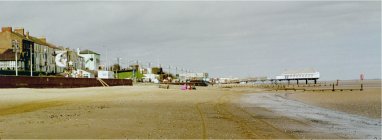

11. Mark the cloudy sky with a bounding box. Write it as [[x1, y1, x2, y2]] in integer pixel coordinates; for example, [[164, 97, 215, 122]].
[[0, 1, 380, 80]]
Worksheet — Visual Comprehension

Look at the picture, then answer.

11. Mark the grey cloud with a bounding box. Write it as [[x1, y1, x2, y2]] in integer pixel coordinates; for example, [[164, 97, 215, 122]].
[[0, 1, 380, 80]]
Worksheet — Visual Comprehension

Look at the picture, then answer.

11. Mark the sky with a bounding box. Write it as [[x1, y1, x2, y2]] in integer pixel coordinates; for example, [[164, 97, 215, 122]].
[[0, 1, 380, 80]]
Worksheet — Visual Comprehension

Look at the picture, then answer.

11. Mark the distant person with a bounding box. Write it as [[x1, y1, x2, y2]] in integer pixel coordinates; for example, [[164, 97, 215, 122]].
[[181, 84, 187, 90], [191, 85, 196, 90]]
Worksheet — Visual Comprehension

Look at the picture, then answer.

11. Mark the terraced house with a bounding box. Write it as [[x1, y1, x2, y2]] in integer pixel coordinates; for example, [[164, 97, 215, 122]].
[[0, 27, 68, 75]]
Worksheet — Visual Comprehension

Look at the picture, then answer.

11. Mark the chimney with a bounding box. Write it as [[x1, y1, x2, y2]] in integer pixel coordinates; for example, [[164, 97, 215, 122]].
[[14, 28, 25, 36], [38, 37, 46, 43], [1, 27, 12, 32], [26, 31, 30, 39]]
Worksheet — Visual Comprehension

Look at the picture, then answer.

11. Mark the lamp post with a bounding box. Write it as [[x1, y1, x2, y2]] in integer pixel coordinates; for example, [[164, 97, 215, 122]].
[[30, 44, 33, 76], [12, 40, 19, 76], [116, 57, 122, 79], [168, 65, 170, 80], [44, 48, 47, 75]]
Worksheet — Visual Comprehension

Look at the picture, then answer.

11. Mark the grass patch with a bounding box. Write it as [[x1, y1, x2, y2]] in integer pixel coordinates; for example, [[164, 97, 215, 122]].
[[117, 71, 144, 79]]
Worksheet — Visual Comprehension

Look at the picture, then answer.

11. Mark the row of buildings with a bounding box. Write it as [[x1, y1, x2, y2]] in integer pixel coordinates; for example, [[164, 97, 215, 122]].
[[0, 27, 317, 84], [215, 68, 320, 84], [0, 27, 100, 77], [0, 26, 209, 81]]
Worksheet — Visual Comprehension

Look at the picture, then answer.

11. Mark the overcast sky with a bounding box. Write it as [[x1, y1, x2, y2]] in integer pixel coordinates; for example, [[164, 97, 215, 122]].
[[0, 1, 380, 80]]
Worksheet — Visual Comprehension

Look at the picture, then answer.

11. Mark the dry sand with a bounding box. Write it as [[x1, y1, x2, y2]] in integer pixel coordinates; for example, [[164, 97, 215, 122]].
[[0, 86, 293, 139], [0, 81, 380, 139]]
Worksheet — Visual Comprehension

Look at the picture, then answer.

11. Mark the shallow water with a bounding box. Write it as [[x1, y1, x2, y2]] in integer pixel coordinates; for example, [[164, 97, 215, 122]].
[[240, 93, 381, 139]]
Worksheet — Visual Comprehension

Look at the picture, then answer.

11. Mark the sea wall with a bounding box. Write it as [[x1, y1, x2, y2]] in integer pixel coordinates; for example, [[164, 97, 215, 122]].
[[0, 76, 132, 88]]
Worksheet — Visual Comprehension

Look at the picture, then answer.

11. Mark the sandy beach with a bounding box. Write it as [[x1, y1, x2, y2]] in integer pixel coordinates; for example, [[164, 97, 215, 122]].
[[281, 79, 381, 119], [0, 81, 380, 139]]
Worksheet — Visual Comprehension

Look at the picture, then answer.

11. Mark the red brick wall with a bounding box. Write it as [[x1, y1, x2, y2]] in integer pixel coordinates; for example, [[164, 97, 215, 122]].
[[0, 76, 132, 88]]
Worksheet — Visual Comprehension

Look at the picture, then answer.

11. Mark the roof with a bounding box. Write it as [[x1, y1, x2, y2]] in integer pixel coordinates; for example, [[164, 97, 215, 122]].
[[27, 35, 58, 49], [10, 32, 59, 49], [80, 49, 99, 55], [0, 49, 16, 61], [282, 68, 318, 74], [11, 32, 31, 42]]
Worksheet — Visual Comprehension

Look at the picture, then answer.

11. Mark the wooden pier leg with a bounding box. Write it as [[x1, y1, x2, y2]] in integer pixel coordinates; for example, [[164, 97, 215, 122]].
[[297, 80, 299, 85], [314, 79, 317, 84], [305, 79, 308, 84], [332, 84, 335, 92]]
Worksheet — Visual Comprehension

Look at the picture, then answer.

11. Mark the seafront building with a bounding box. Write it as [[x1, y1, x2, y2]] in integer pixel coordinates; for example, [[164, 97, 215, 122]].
[[78, 49, 100, 71], [0, 26, 201, 81], [66, 49, 85, 71], [0, 27, 90, 76], [178, 72, 209, 82], [275, 68, 320, 84], [0, 27, 65, 74]]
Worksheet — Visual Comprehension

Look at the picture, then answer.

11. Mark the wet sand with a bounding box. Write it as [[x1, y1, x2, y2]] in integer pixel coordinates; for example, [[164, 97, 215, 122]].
[[286, 79, 381, 119], [0, 82, 380, 139], [241, 93, 381, 139], [287, 88, 381, 119]]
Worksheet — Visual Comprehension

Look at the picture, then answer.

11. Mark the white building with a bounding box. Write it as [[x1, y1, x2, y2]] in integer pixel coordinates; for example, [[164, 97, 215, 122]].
[[98, 70, 114, 79], [76, 69, 95, 78], [178, 73, 209, 82], [78, 49, 100, 71], [276, 68, 320, 80], [143, 74, 160, 83], [215, 77, 240, 84]]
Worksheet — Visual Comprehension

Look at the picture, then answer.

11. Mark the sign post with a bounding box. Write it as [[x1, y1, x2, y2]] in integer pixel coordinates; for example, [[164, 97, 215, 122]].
[[360, 73, 364, 91]]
